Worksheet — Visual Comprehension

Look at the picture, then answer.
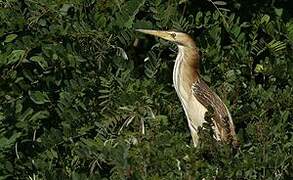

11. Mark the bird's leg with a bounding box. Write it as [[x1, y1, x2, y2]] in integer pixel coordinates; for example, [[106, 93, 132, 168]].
[[191, 131, 199, 147], [187, 119, 200, 147]]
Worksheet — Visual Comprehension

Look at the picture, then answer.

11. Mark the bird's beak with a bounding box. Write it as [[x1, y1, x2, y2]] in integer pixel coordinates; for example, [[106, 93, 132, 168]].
[[136, 29, 173, 42]]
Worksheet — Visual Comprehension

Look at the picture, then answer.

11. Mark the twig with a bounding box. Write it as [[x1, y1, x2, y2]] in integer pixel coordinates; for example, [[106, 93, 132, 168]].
[[207, 0, 228, 28], [15, 142, 20, 159]]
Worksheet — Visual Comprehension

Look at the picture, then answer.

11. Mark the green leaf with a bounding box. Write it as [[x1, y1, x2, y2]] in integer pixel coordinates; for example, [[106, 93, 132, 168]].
[[213, 1, 227, 6], [95, 14, 107, 28], [255, 64, 264, 73], [225, 70, 236, 80], [218, 7, 230, 12], [261, 14, 270, 24], [60, 4, 73, 16], [196, 11, 203, 22], [144, 50, 161, 78], [0, 133, 21, 151], [15, 100, 23, 114], [179, 0, 188, 4], [29, 111, 49, 122], [18, 108, 34, 122], [30, 56, 48, 69], [0, 112, 5, 121], [7, 50, 25, 64], [274, 8, 283, 17], [232, 26, 241, 37], [38, 19, 47, 26], [4, 34, 18, 43], [112, 0, 146, 28], [134, 20, 153, 29], [29, 91, 50, 104], [267, 40, 286, 52]]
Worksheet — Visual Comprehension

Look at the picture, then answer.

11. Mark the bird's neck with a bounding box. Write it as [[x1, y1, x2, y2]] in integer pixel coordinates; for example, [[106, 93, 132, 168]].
[[173, 46, 200, 93]]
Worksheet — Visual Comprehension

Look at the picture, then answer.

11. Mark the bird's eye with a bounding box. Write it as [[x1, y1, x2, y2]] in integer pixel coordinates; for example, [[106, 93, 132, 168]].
[[171, 33, 176, 38]]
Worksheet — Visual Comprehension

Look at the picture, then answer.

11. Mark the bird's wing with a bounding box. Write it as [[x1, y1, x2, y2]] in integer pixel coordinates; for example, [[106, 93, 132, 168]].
[[191, 78, 236, 142]]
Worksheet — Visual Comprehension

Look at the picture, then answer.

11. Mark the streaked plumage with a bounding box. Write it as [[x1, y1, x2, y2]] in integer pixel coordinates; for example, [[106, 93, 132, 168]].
[[136, 29, 238, 147]]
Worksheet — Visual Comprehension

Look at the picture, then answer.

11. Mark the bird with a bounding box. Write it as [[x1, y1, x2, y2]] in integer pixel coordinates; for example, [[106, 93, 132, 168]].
[[136, 29, 239, 148]]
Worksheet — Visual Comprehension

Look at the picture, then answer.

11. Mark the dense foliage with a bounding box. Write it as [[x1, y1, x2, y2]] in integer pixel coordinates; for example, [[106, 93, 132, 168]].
[[0, 0, 292, 179]]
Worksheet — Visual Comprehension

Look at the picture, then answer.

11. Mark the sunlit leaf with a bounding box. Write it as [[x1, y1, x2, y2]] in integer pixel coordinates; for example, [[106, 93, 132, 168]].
[[274, 8, 283, 17], [213, 1, 227, 6], [30, 56, 48, 69], [261, 14, 270, 24], [7, 50, 25, 64], [4, 34, 17, 43]]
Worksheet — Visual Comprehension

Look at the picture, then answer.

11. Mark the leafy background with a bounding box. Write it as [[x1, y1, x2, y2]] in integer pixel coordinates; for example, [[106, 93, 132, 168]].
[[0, 0, 292, 179]]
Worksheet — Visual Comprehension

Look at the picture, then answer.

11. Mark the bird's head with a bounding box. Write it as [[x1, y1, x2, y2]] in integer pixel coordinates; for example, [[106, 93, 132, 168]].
[[136, 29, 196, 48]]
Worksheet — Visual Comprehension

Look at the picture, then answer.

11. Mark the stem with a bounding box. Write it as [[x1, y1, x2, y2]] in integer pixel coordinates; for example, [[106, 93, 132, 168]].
[[207, 0, 229, 28]]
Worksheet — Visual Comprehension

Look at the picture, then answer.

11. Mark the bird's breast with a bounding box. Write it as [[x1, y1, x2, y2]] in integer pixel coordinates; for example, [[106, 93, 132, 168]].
[[173, 47, 207, 128]]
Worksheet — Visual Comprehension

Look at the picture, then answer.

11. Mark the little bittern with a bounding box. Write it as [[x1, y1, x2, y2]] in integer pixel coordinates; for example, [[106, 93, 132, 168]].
[[136, 29, 238, 147]]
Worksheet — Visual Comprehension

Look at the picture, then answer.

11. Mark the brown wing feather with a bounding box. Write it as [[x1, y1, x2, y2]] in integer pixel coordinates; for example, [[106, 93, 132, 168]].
[[192, 78, 238, 145]]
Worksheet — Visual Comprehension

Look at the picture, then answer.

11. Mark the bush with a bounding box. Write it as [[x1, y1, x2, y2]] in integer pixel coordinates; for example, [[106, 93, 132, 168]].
[[0, 0, 292, 179]]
